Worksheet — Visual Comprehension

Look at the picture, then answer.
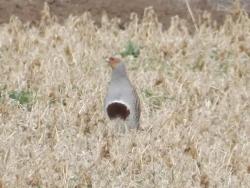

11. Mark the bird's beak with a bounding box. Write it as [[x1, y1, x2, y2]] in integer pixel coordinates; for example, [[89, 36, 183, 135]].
[[105, 57, 110, 63], [104, 56, 111, 65]]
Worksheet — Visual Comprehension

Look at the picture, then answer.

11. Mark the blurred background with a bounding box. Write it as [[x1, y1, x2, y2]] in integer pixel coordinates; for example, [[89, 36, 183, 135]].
[[0, 0, 249, 27]]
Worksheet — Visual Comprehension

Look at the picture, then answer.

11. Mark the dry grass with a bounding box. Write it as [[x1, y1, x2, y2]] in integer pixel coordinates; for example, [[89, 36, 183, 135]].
[[0, 4, 250, 188]]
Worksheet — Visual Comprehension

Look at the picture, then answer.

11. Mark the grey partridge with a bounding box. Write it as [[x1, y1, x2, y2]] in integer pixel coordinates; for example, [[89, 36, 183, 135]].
[[104, 57, 141, 129]]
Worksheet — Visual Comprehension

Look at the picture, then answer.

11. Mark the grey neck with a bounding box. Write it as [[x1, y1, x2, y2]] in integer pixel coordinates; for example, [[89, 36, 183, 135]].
[[111, 63, 128, 81]]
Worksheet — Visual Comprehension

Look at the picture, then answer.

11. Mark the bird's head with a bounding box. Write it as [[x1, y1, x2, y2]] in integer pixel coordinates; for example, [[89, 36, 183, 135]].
[[107, 56, 121, 69]]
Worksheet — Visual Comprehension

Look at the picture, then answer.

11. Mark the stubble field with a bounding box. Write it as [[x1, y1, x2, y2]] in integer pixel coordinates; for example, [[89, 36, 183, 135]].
[[0, 4, 250, 188]]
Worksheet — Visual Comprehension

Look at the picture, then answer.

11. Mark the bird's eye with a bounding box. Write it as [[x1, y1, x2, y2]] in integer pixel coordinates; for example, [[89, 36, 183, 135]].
[[109, 57, 115, 62]]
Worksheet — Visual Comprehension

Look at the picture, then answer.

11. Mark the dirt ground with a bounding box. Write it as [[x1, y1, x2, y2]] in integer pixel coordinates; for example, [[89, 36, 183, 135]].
[[0, 0, 249, 28]]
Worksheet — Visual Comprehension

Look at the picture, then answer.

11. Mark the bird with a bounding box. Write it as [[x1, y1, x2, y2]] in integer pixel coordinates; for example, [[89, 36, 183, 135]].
[[104, 56, 141, 129]]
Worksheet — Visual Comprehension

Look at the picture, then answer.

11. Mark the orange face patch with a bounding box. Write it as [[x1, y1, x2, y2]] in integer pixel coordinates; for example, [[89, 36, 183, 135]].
[[108, 57, 121, 69]]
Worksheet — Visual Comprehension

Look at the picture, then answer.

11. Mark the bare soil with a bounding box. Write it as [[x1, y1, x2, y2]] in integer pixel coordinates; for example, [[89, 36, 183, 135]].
[[0, 0, 249, 28]]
